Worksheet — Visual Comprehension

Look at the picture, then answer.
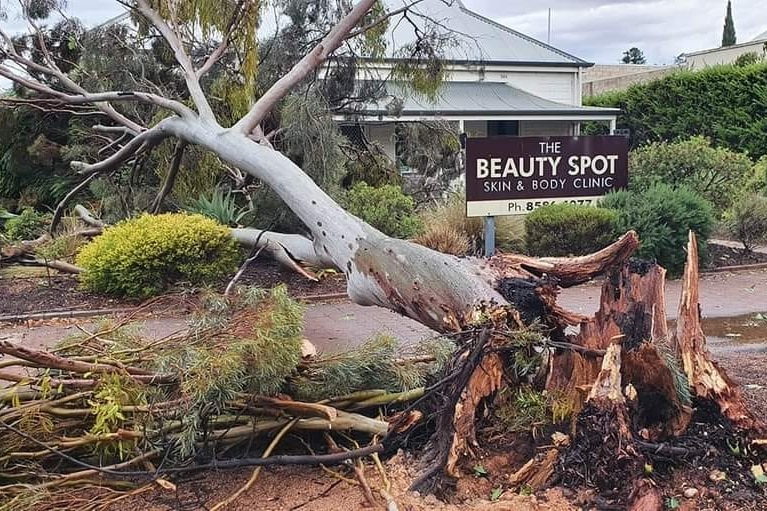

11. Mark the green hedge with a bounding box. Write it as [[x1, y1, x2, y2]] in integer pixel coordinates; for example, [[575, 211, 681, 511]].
[[524, 203, 618, 257], [628, 137, 753, 212], [585, 62, 767, 158], [76, 213, 240, 298], [600, 185, 715, 276]]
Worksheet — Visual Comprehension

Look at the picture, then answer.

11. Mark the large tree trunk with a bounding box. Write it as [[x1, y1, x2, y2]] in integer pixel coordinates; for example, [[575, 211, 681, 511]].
[[165, 118, 507, 331]]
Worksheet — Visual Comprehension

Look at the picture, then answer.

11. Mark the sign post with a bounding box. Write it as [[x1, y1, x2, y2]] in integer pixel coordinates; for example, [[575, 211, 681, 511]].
[[483, 216, 495, 257], [465, 135, 628, 218]]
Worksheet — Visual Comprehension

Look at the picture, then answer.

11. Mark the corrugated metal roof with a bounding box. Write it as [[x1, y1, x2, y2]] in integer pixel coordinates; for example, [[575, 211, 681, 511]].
[[380, 0, 589, 66], [753, 29, 767, 41], [347, 81, 618, 117]]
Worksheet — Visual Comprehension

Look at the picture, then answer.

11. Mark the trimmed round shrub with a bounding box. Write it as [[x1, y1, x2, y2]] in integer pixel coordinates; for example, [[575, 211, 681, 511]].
[[600, 184, 715, 276], [525, 203, 618, 257], [76, 213, 241, 298], [4, 207, 49, 241], [344, 182, 421, 238]]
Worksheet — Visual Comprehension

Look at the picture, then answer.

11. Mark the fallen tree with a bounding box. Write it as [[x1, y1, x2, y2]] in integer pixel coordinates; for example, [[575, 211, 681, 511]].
[[1, 1, 765, 509]]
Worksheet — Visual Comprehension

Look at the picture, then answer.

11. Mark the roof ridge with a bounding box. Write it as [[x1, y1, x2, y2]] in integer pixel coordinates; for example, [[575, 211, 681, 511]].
[[457, 5, 588, 65]]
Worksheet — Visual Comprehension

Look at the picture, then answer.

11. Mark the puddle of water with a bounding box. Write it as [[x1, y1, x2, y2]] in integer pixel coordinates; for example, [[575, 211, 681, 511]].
[[667, 313, 767, 345]]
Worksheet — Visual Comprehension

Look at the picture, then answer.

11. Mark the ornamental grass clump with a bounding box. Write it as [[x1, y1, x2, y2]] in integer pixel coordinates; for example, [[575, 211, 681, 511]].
[[76, 212, 240, 298]]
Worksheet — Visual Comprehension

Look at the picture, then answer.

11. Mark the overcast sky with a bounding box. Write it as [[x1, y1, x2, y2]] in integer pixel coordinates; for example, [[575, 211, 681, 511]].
[[1, 0, 765, 65], [466, 0, 765, 64]]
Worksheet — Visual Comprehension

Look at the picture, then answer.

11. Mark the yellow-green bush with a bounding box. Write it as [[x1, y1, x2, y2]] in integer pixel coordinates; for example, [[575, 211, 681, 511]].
[[76, 213, 240, 298]]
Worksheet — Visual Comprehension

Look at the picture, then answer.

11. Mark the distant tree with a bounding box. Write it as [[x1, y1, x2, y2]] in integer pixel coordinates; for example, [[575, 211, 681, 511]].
[[722, 0, 737, 47], [621, 47, 647, 64]]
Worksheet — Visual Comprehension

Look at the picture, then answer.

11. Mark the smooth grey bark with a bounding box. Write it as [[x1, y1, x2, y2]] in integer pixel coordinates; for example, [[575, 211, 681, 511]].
[[164, 117, 504, 332]]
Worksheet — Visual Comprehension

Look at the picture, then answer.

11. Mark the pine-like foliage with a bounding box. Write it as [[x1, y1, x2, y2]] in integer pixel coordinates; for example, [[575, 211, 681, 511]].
[[289, 335, 455, 402], [722, 1, 737, 47]]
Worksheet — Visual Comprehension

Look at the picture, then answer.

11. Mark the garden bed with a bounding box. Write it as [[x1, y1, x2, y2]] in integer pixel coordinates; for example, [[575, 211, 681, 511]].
[[0, 259, 347, 318], [705, 242, 767, 270], [2, 241, 766, 318]]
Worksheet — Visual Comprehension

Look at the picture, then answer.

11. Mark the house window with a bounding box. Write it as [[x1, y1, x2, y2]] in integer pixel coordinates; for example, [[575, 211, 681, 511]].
[[339, 123, 366, 149], [487, 120, 519, 136]]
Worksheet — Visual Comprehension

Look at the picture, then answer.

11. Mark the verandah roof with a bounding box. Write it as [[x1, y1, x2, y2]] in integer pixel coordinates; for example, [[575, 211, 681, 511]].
[[334, 81, 618, 121]]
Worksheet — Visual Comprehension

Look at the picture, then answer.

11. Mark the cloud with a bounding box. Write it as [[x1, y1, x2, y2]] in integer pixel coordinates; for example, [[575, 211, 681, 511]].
[[462, 0, 765, 64], [2, 0, 763, 72]]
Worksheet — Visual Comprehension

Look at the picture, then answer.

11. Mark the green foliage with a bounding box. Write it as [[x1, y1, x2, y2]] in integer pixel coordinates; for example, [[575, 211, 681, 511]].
[[343, 149, 401, 188], [416, 189, 525, 255], [76, 213, 240, 298], [280, 92, 347, 194], [600, 185, 715, 275], [88, 176, 157, 224], [722, 0, 736, 46], [87, 374, 144, 460], [622, 47, 646, 64], [724, 194, 767, 253], [3, 208, 50, 241], [525, 204, 617, 257], [0, 101, 75, 210], [344, 182, 422, 238], [629, 137, 753, 212], [494, 386, 549, 433], [185, 286, 305, 400], [289, 335, 455, 402], [734, 52, 763, 67], [585, 62, 767, 158], [36, 233, 87, 262], [391, 28, 455, 101], [746, 156, 767, 195], [184, 189, 251, 227]]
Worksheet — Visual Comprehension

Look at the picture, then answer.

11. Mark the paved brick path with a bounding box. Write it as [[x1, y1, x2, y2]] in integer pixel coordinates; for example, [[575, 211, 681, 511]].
[[2, 269, 766, 356]]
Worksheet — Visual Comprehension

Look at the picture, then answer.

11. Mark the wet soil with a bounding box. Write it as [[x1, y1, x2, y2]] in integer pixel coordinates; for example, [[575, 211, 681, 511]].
[[0, 259, 347, 317], [702, 313, 767, 344], [706, 242, 767, 269], [33, 348, 760, 511]]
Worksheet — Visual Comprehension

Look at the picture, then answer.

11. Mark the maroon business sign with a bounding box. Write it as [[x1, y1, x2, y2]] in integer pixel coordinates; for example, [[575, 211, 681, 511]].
[[465, 135, 628, 217]]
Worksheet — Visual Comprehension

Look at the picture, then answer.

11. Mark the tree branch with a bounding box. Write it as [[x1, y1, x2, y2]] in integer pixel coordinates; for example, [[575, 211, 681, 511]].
[[50, 174, 100, 235], [0, 65, 191, 120], [135, 0, 216, 122], [234, 0, 379, 134], [73, 205, 105, 228], [195, 0, 249, 79], [0, 32, 144, 133], [150, 141, 187, 213], [70, 118, 178, 175]]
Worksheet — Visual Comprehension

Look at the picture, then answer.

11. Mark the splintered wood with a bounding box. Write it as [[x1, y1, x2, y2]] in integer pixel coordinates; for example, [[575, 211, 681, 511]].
[[673, 232, 765, 435]]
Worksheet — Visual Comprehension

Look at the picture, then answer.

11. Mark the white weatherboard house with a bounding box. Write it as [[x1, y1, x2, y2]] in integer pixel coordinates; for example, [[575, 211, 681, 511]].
[[333, 0, 619, 170]]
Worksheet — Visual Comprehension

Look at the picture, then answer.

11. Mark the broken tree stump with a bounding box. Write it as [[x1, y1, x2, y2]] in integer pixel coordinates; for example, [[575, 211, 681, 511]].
[[673, 231, 765, 436]]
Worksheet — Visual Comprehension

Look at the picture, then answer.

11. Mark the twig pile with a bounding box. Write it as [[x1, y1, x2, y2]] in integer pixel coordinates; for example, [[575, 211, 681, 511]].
[[0, 286, 452, 509]]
